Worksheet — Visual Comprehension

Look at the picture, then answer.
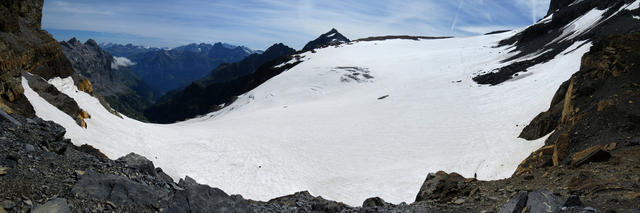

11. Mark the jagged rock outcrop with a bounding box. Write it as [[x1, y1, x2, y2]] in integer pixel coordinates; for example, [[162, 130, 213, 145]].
[[516, 32, 640, 175], [302, 28, 350, 52], [60, 38, 159, 121], [415, 171, 472, 203], [0, 0, 74, 116]]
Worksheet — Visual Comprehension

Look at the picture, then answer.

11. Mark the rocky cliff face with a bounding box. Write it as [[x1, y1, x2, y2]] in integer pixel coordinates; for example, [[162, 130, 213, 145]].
[[516, 32, 640, 177], [0, 0, 74, 116], [60, 38, 129, 96], [60, 38, 159, 121]]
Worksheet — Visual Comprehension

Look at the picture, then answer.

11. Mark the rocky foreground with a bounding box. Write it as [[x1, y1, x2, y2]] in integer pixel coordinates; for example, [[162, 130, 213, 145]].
[[1, 107, 639, 213], [1, 112, 638, 213]]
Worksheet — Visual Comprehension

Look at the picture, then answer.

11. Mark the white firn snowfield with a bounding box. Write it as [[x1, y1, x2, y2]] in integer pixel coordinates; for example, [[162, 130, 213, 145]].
[[23, 30, 592, 205]]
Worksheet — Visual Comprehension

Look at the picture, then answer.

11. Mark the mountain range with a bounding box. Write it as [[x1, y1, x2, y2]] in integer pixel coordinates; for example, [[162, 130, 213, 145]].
[[144, 43, 298, 123], [102, 42, 260, 94]]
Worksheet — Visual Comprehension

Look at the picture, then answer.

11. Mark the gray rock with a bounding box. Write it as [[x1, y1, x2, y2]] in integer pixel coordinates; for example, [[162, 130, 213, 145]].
[[117, 153, 157, 176], [165, 182, 250, 213], [562, 194, 583, 208], [178, 176, 198, 187], [583, 207, 597, 212], [415, 171, 467, 202], [362, 197, 389, 208], [31, 198, 71, 213], [526, 189, 563, 213], [25, 144, 35, 152], [1, 200, 16, 209], [0, 109, 21, 126], [498, 191, 528, 213], [453, 198, 465, 204], [71, 172, 166, 205], [156, 168, 174, 183]]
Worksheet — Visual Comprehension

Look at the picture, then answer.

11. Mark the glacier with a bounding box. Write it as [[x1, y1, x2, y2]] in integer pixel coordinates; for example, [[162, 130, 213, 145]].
[[23, 31, 592, 205]]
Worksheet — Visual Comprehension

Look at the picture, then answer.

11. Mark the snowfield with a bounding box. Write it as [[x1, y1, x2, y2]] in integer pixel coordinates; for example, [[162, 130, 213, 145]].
[[23, 31, 592, 205]]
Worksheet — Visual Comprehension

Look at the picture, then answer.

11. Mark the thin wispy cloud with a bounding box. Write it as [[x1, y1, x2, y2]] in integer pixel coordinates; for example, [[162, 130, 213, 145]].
[[42, 0, 550, 50]]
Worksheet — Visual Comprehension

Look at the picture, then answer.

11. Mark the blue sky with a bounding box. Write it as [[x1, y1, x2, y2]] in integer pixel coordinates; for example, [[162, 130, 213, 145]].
[[43, 0, 550, 50]]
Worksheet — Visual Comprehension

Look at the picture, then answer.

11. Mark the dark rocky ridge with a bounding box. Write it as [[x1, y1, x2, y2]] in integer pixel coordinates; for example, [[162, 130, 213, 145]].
[[302, 28, 350, 51], [473, 0, 640, 85], [60, 38, 159, 121], [354, 35, 451, 42]]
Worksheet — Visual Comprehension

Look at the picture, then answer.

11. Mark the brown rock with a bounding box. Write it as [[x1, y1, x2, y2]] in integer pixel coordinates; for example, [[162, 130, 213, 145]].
[[560, 79, 575, 124], [78, 109, 91, 119], [515, 145, 554, 176], [552, 133, 570, 166], [78, 118, 87, 128], [0, 167, 8, 175], [571, 145, 611, 167], [603, 143, 616, 151], [597, 98, 615, 111], [76, 78, 93, 94], [624, 192, 640, 200]]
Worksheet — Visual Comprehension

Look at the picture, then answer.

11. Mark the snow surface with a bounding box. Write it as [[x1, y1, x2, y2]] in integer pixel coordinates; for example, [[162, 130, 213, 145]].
[[24, 32, 592, 206], [628, 0, 640, 10]]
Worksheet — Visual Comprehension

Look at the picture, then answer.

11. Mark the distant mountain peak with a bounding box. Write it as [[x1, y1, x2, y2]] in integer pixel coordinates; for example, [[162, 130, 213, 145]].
[[302, 28, 350, 51], [85, 39, 99, 47], [66, 37, 82, 46]]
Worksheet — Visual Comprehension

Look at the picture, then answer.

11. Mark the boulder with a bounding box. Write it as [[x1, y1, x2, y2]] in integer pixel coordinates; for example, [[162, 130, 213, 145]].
[[31, 198, 71, 213], [526, 189, 563, 213], [166, 183, 250, 213], [71, 172, 165, 205], [362, 197, 390, 208], [498, 191, 528, 213], [265, 191, 351, 213], [117, 153, 157, 176], [415, 171, 468, 202], [571, 145, 611, 167]]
